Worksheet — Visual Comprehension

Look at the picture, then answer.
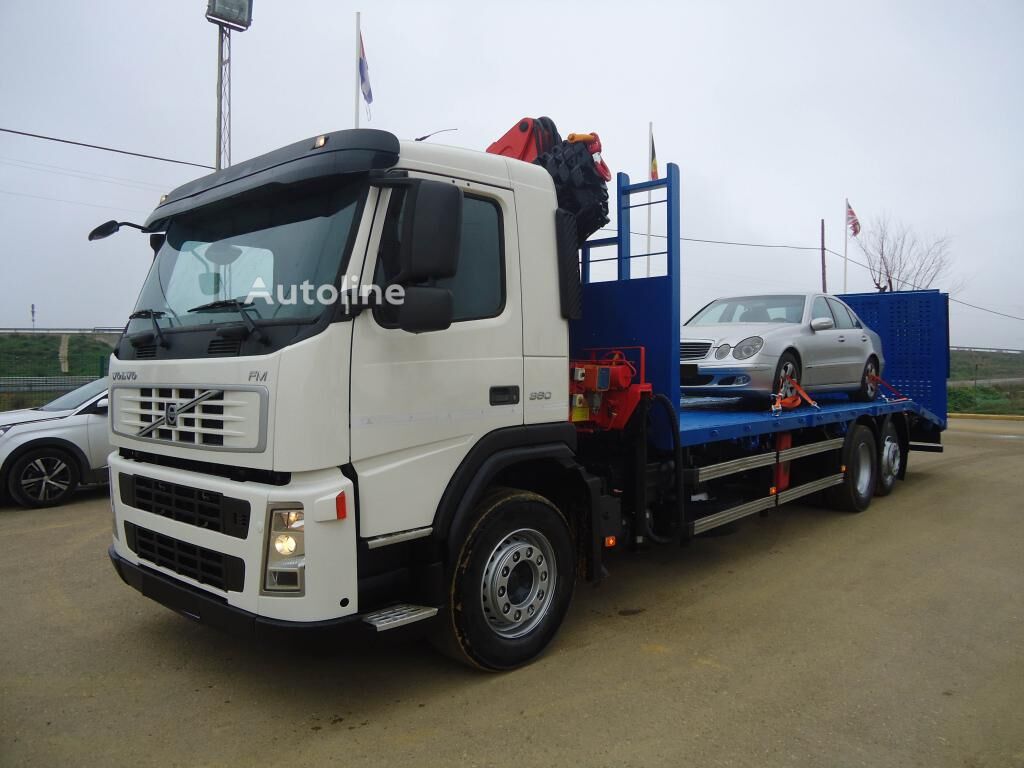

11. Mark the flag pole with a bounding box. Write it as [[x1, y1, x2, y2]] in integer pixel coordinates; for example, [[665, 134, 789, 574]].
[[820, 218, 827, 292], [646, 121, 653, 277], [354, 12, 361, 130], [843, 198, 848, 292]]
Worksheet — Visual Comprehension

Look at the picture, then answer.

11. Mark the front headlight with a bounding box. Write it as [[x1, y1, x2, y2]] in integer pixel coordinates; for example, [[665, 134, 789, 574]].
[[732, 336, 764, 360], [264, 506, 305, 593], [715, 344, 732, 360]]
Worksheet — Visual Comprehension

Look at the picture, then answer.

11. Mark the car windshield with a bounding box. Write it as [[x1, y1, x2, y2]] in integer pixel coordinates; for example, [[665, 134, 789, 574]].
[[686, 295, 806, 326], [127, 178, 364, 334], [37, 378, 109, 412]]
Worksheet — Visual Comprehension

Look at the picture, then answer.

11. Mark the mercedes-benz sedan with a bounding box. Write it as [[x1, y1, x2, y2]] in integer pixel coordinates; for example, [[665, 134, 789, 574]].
[[680, 294, 884, 401]]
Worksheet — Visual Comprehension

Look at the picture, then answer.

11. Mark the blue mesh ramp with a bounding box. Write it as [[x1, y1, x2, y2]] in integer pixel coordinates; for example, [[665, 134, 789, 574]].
[[840, 290, 949, 427]]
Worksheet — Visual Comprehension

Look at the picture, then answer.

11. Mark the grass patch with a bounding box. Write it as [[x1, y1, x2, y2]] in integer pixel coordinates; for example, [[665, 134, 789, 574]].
[[950, 350, 1024, 382], [948, 383, 1024, 416], [0, 334, 113, 377]]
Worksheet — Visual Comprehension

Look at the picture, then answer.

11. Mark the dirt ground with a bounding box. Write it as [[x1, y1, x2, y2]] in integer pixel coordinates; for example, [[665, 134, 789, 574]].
[[1, 417, 1022, 767]]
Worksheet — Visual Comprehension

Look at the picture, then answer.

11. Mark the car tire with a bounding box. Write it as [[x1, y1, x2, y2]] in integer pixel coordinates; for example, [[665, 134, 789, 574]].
[[7, 447, 80, 508], [435, 488, 575, 671], [875, 419, 905, 497], [825, 424, 876, 513], [772, 351, 802, 399], [853, 356, 880, 402]]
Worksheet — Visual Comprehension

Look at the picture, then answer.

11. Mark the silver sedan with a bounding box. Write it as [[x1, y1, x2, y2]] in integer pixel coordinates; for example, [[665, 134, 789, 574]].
[[680, 293, 884, 401]]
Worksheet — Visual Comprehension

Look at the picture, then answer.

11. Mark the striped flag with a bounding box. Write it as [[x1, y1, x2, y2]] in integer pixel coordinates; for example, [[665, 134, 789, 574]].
[[358, 31, 373, 107], [649, 131, 658, 180], [846, 200, 861, 236]]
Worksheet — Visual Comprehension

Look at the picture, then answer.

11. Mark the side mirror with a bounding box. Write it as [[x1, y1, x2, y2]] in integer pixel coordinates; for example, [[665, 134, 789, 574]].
[[810, 317, 835, 332], [398, 286, 453, 334], [88, 220, 121, 241], [94, 397, 109, 413], [395, 180, 462, 284]]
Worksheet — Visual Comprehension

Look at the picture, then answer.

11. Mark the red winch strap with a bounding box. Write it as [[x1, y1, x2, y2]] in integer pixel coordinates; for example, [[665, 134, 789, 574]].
[[771, 375, 819, 414], [869, 374, 909, 402]]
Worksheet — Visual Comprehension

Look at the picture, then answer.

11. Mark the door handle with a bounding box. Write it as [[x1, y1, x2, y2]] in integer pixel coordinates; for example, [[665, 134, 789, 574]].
[[837, 336, 846, 342], [489, 386, 520, 406]]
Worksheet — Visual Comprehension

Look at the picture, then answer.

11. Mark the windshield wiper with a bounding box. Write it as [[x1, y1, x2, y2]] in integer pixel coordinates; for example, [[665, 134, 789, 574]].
[[128, 308, 170, 348], [187, 298, 267, 344]]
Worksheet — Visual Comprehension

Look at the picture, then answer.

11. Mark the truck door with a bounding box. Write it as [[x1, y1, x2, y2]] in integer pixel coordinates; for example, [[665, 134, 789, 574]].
[[348, 178, 524, 538]]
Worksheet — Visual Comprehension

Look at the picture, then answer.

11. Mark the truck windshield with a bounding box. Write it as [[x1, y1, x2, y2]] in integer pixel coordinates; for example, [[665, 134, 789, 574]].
[[686, 295, 806, 325], [127, 179, 364, 334]]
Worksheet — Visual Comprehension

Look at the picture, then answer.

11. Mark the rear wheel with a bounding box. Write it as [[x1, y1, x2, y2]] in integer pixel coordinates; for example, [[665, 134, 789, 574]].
[[853, 357, 880, 402], [875, 419, 905, 496], [437, 489, 575, 671], [825, 425, 876, 512], [7, 447, 80, 508]]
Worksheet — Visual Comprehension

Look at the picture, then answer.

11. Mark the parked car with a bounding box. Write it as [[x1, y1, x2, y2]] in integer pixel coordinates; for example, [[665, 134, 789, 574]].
[[680, 293, 884, 401], [0, 377, 111, 508]]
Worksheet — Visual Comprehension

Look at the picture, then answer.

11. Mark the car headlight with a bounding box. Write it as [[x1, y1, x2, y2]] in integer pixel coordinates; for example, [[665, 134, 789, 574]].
[[715, 344, 732, 360], [732, 336, 764, 360], [264, 506, 305, 593]]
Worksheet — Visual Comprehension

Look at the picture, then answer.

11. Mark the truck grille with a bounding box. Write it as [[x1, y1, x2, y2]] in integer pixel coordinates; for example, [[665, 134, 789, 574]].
[[120, 474, 251, 539], [112, 386, 265, 451], [680, 341, 712, 360], [124, 522, 244, 592]]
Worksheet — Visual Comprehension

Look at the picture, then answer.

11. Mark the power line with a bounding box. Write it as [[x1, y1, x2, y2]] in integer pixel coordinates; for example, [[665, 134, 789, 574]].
[[0, 157, 169, 192], [597, 226, 1024, 322], [0, 188, 149, 215], [0, 127, 214, 170]]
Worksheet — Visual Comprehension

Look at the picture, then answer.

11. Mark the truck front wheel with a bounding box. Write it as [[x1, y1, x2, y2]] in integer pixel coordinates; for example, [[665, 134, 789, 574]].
[[439, 489, 575, 671]]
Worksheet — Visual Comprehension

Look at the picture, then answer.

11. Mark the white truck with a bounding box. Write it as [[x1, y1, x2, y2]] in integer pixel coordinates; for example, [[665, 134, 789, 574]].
[[98, 128, 947, 670]]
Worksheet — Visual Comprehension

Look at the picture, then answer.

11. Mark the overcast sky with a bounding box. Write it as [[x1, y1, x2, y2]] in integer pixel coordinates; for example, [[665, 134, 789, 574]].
[[1, 0, 1021, 347]]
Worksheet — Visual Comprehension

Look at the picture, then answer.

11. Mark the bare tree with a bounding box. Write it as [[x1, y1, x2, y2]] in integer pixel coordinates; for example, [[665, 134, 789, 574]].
[[855, 215, 960, 293]]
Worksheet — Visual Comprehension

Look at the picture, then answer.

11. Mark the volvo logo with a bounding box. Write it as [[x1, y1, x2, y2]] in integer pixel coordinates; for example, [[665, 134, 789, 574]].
[[112, 372, 138, 381], [137, 390, 221, 438]]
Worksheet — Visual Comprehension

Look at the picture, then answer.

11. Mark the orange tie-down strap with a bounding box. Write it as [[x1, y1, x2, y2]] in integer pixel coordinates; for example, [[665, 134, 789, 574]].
[[869, 374, 910, 402], [771, 375, 819, 415]]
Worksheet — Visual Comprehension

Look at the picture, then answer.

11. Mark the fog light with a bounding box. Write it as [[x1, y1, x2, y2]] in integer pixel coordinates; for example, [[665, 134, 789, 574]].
[[264, 505, 305, 594], [736, 375, 751, 385], [274, 534, 297, 556]]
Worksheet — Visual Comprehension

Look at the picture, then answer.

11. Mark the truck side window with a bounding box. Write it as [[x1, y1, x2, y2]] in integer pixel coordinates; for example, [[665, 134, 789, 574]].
[[811, 296, 833, 323], [373, 191, 504, 325], [826, 298, 855, 330]]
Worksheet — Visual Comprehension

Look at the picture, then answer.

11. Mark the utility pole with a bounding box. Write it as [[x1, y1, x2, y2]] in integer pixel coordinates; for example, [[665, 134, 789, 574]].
[[206, 1, 254, 171], [31, 303, 36, 330], [820, 218, 827, 292]]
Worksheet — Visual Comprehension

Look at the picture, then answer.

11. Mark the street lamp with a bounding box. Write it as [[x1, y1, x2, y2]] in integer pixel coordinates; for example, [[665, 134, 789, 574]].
[[206, 0, 253, 170]]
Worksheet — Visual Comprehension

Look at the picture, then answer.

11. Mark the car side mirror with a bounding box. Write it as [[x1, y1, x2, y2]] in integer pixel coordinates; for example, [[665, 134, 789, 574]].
[[94, 397, 109, 413], [390, 179, 462, 284], [398, 286, 453, 334], [811, 317, 834, 332], [88, 220, 121, 241]]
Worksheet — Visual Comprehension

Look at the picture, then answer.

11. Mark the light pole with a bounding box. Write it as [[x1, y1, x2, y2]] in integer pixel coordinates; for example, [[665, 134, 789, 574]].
[[205, 1, 254, 171]]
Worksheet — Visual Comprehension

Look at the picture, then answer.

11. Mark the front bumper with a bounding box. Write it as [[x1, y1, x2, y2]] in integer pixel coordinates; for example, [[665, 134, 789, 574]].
[[109, 452, 358, 623], [680, 361, 774, 396], [109, 546, 362, 636]]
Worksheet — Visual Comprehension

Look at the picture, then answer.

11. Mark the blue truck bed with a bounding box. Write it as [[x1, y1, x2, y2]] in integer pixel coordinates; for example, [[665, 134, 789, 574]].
[[573, 164, 949, 450], [678, 397, 943, 448]]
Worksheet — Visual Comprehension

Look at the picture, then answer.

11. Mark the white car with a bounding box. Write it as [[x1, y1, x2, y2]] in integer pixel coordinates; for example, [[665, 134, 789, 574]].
[[0, 378, 111, 508]]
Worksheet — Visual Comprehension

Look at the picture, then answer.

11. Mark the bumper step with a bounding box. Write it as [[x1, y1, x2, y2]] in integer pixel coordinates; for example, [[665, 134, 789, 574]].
[[361, 604, 439, 632]]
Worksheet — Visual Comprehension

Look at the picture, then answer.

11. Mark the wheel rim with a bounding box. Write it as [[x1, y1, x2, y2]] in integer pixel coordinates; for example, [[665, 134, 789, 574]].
[[20, 457, 71, 502], [854, 442, 873, 497], [881, 435, 901, 482], [778, 360, 798, 398], [480, 528, 557, 639], [864, 360, 878, 399]]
